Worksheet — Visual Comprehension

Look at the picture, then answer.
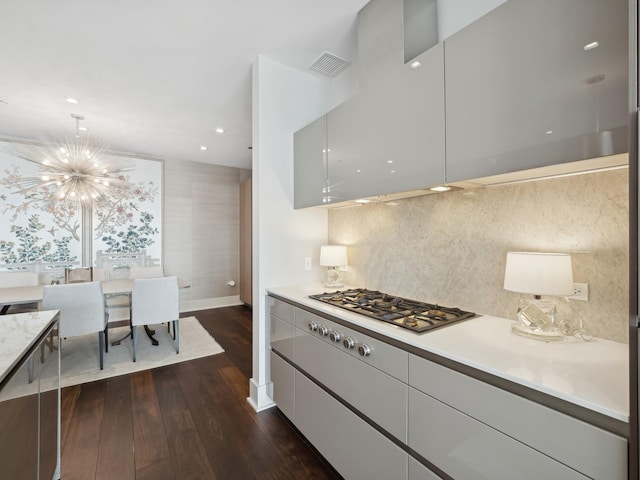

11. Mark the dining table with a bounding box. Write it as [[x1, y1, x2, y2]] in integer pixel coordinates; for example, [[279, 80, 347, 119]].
[[0, 278, 191, 345]]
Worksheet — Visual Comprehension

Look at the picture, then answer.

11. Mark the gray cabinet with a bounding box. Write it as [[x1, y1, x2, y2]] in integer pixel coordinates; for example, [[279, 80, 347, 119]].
[[295, 371, 408, 480], [267, 295, 627, 479], [408, 387, 588, 480], [269, 351, 294, 421], [268, 297, 296, 420], [444, 0, 628, 182], [293, 115, 328, 208], [327, 43, 446, 203], [409, 354, 627, 480]]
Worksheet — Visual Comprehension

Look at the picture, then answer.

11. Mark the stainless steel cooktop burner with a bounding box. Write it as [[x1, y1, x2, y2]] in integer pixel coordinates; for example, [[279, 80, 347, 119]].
[[310, 288, 477, 333]]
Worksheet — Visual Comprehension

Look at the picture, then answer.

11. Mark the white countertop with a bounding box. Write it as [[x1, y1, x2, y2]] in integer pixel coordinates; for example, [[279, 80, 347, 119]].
[[268, 284, 629, 423], [0, 310, 59, 385]]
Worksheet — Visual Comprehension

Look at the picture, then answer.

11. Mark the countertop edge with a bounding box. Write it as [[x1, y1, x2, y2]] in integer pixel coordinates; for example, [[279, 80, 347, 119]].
[[0, 311, 59, 389]]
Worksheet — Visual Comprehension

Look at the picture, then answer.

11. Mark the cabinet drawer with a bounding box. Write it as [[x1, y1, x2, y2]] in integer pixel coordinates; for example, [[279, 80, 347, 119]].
[[269, 314, 295, 360], [267, 296, 294, 324], [295, 371, 407, 480], [409, 354, 626, 479], [409, 456, 443, 480], [409, 388, 587, 480], [270, 351, 295, 421], [296, 327, 407, 442], [296, 308, 408, 382]]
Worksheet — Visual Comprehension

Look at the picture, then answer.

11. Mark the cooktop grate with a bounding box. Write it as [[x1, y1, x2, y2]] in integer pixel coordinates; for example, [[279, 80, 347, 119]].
[[309, 288, 477, 333]]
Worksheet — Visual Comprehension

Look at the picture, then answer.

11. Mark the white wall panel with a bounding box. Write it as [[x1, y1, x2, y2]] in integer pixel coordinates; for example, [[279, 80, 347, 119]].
[[164, 158, 249, 310]]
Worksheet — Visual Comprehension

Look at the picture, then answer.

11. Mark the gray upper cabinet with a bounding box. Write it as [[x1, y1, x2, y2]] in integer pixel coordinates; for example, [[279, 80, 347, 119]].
[[294, 116, 328, 208], [444, 0, 628, 183], [326, 43, 446, 204]]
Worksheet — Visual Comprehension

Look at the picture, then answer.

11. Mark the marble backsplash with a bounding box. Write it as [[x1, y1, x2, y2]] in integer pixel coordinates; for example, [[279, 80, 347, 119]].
[[328, 168, 630, 343]]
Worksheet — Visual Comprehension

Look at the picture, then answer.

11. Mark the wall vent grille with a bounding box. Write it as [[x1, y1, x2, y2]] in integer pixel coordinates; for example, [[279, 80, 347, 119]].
[[309, 52, 349, 77]]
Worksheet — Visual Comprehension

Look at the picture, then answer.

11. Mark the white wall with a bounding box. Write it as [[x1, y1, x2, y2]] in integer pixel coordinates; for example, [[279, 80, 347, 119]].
[[249, 55, 357, 410], [164, 159, 249, 312]]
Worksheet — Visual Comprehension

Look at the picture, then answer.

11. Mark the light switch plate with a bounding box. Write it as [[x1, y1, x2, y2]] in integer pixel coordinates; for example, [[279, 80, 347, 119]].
[[304, 257, 312, 271]]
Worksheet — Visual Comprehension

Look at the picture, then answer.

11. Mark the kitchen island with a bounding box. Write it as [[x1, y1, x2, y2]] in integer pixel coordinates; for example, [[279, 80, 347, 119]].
[[0, 310, 61, 480], [267, 284, 628, 480]]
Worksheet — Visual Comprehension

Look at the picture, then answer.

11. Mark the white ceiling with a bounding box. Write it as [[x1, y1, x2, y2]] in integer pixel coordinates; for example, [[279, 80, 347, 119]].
[[0, 0, 370, 170]]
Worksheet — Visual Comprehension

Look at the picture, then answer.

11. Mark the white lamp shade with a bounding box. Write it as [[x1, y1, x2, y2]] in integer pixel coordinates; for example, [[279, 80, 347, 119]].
[[503, 252, 574, 296], [320, 245, 348, 267]]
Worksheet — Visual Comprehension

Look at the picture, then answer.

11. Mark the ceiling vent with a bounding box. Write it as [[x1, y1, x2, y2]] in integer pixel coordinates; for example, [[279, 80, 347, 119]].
[[309, 52, 349, 77]]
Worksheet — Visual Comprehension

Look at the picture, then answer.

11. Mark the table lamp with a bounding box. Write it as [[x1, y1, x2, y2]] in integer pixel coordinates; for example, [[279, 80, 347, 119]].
[[320, 245, 348, 289], [503, 252, 574, 342]]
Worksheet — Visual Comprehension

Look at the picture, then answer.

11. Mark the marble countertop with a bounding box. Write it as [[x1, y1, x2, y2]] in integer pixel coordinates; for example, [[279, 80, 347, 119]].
[[267, 284, 629, 423], [0, 310, 59, 386]]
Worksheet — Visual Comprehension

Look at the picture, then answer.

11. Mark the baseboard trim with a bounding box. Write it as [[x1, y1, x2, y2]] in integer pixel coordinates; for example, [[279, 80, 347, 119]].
[[247, 378, 275, 412], [180, 295, 243, 313]]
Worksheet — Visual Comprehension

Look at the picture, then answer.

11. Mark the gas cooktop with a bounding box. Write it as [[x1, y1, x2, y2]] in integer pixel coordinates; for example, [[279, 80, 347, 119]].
[[309, 288, 477, 333]]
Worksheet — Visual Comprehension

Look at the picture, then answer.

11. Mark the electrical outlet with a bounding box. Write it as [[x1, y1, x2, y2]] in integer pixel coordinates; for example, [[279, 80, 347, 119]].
[[304, 257, 312, 271], [569, 282, 589, 301]]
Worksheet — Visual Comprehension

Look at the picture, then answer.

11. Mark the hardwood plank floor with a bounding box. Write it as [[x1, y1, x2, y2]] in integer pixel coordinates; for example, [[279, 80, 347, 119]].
[[60, 305, 342, 480]]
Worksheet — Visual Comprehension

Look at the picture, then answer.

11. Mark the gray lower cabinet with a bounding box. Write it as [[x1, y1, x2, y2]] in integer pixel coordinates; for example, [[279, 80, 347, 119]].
[[409, 388, 587, 480], [270, 351, 294, 421], [295, 318, 408, 442], [269, 297, 297, 421], [408, 457, 443, 480], [444, 0, 628, 182], [409, 354, 627, 480], [295, 371, 408, 479], [267, 296, 626, 479]]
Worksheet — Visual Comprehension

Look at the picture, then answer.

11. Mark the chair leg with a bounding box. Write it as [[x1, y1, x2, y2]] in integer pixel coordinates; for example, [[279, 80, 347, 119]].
[[104, 326, 109, 353], [132, 326, 137, 362], [98, 331, 104, 370], [174, 320, 179, 354]]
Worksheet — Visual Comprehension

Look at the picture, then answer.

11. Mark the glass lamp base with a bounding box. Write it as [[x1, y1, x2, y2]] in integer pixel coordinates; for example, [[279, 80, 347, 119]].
[[511, 296, 565, 342], [324, 267, 343, 289], [510, 322, 565, 342]]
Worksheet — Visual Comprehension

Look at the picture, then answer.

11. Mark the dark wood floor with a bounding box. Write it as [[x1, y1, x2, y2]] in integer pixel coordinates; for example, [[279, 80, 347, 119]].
[[60, 305, 342, 480]]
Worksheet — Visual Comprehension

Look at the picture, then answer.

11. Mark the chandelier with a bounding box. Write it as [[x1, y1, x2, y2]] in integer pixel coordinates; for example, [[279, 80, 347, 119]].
[[11, 135, 133, 209]]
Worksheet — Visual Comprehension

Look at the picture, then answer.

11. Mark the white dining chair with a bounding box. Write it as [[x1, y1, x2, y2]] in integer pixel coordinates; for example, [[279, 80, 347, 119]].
[[42, 282, 109, 369], [104, 266, 165, 329], [131, 276, 179, 362]]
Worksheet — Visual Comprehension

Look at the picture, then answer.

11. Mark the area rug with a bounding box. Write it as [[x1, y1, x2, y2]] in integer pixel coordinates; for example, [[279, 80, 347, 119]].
[[2, 316, 224, 400]]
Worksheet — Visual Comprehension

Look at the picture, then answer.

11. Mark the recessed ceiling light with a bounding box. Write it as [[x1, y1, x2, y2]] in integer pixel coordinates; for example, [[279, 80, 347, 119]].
[[545, 130, 553, 135], [410, 61, 422, 69], [429, 185, 451, 192], [215, 128, 225, 134], [78, 126, 87, 132], [387, 160, 393, 164], [390, 170, 396, 174], [200, 145, 208, 151], [66, 97, 78, 104], [583, 41, 599, 51], [356, 169, 362, 173]]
